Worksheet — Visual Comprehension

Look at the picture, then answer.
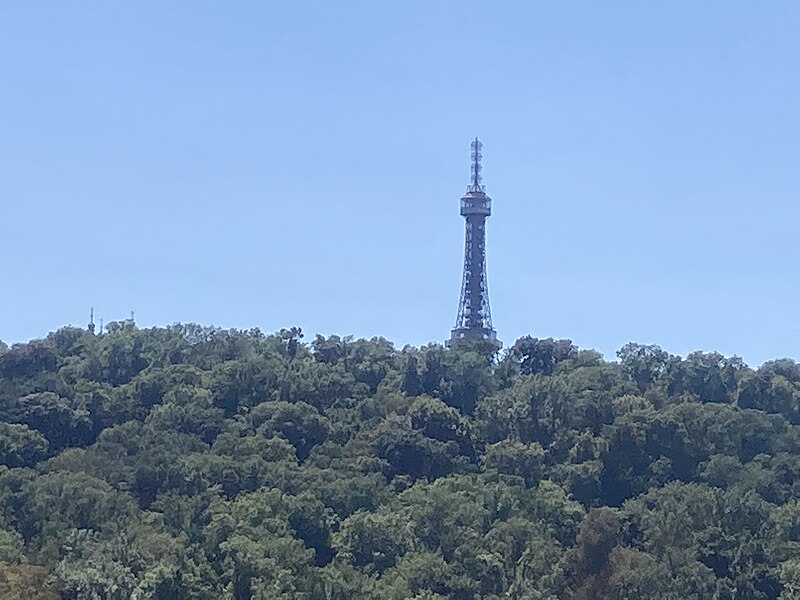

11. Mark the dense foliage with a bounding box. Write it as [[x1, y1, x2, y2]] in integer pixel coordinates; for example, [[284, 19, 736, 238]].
[[0, 324, 799, 599]]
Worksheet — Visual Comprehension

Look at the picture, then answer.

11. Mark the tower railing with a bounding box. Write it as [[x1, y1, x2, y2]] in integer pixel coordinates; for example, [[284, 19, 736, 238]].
[[460, 196, 491, 215]]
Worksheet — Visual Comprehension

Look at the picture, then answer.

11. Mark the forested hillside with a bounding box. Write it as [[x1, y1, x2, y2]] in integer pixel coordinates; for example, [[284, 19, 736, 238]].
[[0, 323, 799, 599]]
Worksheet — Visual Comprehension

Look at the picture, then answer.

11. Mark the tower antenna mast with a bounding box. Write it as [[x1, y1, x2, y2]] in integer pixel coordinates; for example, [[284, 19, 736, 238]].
[[470, 136, 483, 191]]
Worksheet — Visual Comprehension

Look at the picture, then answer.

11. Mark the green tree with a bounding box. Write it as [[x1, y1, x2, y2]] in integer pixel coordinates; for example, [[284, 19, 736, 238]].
[[7, 392, 91, 452], [0, 423, 48, 467], [251, 401, 330, 461], [510, 336, 578, 376], [617, 343, 673, 392]]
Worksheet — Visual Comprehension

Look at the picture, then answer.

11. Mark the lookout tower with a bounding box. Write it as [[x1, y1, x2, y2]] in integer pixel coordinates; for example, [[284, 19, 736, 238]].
[[448, 138, 500, 348]]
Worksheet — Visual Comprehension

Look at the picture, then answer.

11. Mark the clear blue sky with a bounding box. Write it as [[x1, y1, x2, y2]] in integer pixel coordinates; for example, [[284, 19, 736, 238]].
[[2, 2, 799, 366]]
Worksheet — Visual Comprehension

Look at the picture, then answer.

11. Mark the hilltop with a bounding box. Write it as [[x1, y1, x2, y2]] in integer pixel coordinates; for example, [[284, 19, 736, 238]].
[[0, 323, 798, 598]]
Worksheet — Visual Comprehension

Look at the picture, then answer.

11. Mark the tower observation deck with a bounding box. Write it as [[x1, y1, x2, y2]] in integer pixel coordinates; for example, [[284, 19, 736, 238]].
[[448, 138, 501, 348]]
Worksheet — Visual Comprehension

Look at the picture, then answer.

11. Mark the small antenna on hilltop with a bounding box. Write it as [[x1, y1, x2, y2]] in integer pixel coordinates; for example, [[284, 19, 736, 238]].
[[130, 311, 135, 325], [88, 307, 96, 334], [99, 318, 104, 335]]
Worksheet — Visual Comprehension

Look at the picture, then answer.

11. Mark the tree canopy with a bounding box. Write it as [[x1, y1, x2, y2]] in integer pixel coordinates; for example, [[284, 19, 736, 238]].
[[0, 325, 798, 598]]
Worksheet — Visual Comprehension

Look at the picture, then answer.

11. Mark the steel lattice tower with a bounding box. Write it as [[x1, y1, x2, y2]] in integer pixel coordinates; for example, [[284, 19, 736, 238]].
[[448, 138, 501, 348]]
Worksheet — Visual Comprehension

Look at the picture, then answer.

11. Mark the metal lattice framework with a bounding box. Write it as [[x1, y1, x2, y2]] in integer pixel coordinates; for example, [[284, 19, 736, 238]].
[[448, 138, 500, 348]]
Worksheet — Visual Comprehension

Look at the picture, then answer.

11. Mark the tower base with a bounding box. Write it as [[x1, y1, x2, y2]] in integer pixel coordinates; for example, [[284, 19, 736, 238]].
[[447, 327, 502, 350]]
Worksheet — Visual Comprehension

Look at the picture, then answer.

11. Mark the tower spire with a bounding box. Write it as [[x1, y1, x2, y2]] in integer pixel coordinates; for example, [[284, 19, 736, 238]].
[[448, 138, 500, 349], [469, 137, 484, 192], [88, 307, 96, 335]]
